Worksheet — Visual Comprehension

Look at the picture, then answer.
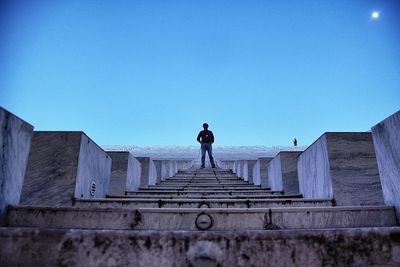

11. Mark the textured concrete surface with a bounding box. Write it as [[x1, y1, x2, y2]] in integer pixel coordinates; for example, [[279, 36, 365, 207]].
[[20, 132, 111, 206], [239, 161, 249, 181], [259, 157, 273, 188], [0, 107, 33, 216], [246, 160, 257, 183], [2, 227, 400, 267], [107, 152, 141, 194], [135, 157, 156, 188], [109, 194, 301, 199], [75, 198, 333, 209], [268, 152, 302, 195], [75, 134, 112, 199], [153, 160, 163, 183], [298, 132, 384, 206], [6, 205, 396, 230], [372, 110, 400, 218], [161, 160, 170, 181]]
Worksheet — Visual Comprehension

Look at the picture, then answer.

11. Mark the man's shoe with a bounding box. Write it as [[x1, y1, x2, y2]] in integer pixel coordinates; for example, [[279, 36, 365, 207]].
[[200, 166, 205, 169]]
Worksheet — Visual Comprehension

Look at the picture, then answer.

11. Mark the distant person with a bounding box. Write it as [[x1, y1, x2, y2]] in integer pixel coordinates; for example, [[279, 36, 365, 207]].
[[293, 138, 298, 146], [196, 123, 216, 169]]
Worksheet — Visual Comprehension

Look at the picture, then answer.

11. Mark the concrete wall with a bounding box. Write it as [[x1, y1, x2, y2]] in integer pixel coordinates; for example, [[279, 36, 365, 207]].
[[21, 132, 111, 206], [298, 132, 384, 206], [372, 110, 400, 217], [107, 152, 141, 194], [268, 152, 301, 195], [0, 108, 33, 216]]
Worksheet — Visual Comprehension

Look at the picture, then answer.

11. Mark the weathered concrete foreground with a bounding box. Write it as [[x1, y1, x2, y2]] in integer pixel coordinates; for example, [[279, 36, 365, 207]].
[[1, 227, 400, 267]]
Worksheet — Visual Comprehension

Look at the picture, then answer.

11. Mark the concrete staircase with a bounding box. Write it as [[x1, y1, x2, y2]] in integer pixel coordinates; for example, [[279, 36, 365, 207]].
[[2, 167, 400, 266]]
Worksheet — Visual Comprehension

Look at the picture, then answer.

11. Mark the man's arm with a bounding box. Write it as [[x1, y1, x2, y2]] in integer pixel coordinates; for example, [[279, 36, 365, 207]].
[[210, 131, 214, 144], [197, 131, 202, 143]]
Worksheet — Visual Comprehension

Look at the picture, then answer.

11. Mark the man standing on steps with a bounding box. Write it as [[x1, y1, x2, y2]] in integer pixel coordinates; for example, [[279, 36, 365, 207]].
[[196, 123, 216, 169]]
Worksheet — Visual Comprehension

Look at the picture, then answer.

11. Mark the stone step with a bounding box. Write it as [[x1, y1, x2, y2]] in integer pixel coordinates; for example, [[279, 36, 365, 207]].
[[74, 198, 333, 208], [174, 174, 237, 178], [108, 194, 302, 199], [161, 182, 248, 185], [125, 190, 282, 196], [150, 183, 262, 190], [163, 180, 250, 184], [2, 227, 400, 266], [147, 186, 266, 190], [166, 178, 242, 181], [5, 205, 396, 230], [138, 188, 271, 192]]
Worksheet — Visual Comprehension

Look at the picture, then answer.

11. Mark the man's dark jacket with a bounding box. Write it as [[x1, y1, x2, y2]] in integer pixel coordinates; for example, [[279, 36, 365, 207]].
[[197, 130, 214, 144]]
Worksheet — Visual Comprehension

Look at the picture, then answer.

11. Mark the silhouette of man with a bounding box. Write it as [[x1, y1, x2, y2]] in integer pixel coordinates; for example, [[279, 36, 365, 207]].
[[197, 123, 216, 169], [293, 138, 298, 146]]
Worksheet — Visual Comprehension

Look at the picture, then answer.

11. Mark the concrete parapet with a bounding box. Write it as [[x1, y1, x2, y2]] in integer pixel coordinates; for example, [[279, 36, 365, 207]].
[[297, 132, 384, 206], [372, 110, 400, 217], [107, 152, 141, 194], [268, 152, 302, 195], [0, 107, 33, 217], [135, 157, 156, 188], [20, 131, 111, 206]]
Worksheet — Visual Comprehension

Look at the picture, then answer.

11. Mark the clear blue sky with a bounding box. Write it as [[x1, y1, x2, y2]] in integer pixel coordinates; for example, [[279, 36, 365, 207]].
[[1, 0, 399, 146]]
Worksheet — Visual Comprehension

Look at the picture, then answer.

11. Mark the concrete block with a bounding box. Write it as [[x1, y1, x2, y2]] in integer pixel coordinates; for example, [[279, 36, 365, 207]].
[[135, 157, 156, 188], [298, 132, 384, 206], [170, 161, 175, 176], [371, 110, 400, 217], [268, 152, 302, 195], [239, 161, 248, 181], [246, 160, 257, 183], [107, 152, 141, 195], [20, 131, 111, 206], [153, 160, 163, 183], [0, 107, 33, 216], [252, 160, 261, 185], [252, 159, 272, 186]]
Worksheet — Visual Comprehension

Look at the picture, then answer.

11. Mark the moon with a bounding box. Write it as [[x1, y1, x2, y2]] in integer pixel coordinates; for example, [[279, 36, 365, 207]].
[[371, 11, 380, 19]]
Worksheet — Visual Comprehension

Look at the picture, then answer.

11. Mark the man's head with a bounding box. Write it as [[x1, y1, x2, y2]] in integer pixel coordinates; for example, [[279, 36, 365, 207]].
[[203, 123, 209, 130]]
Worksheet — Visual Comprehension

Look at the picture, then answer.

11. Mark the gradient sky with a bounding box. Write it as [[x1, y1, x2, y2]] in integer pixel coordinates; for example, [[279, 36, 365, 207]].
[[1, 0, 399, 146]]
